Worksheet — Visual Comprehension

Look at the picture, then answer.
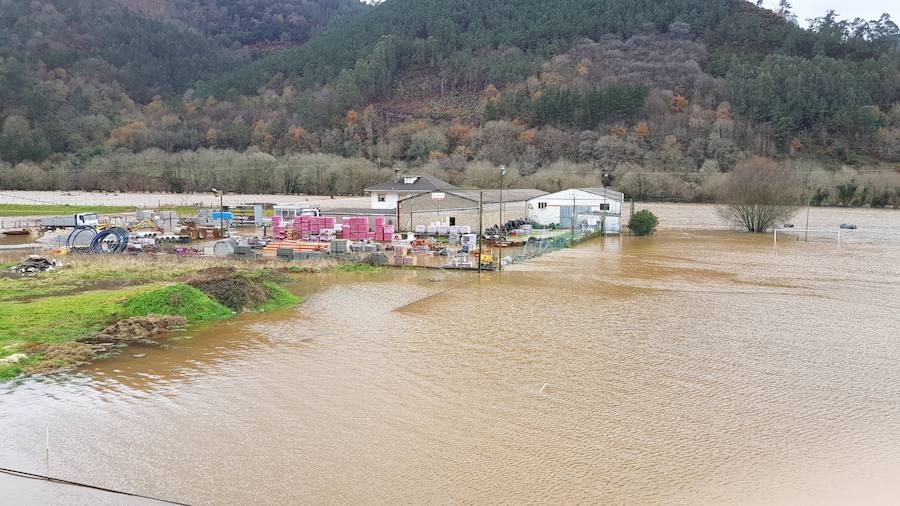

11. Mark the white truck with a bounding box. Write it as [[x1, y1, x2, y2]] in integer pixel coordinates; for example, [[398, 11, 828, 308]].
[[40, 212, 100, 230]]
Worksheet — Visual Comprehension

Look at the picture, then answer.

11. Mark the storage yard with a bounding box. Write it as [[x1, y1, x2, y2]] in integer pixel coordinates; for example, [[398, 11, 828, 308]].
[[2, 191, 615, 270]]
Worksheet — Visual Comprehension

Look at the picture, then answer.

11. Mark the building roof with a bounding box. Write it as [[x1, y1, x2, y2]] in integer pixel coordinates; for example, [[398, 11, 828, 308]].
[[530, 187, 625, 201], [580, 187, 625, 200], [365, 174, 458, 193], [399, 188, 546, 205], [449, 189, 546, 204], [324, 208, 396, 216]]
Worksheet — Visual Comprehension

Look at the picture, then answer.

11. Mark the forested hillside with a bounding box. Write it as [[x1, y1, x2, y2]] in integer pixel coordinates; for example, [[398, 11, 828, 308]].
[[1, 0, 898, 206], [116, 0, 367, 51]]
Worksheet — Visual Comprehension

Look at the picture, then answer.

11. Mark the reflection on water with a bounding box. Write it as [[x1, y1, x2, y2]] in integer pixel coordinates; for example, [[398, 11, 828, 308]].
[[2, 216, 900, 504]]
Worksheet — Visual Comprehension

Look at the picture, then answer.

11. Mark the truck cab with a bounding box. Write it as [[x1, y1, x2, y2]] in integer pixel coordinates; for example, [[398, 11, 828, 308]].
[[273, 205, 321, 221], [76, 213, 99, 227]]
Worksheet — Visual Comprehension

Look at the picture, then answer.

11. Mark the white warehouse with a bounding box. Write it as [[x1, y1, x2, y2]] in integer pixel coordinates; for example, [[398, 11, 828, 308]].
[[527, 188, 625, 233]]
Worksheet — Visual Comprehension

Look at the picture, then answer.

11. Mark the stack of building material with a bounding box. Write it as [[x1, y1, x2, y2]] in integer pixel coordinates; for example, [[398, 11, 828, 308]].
[[373, 218, 396, 242], [329, 239, 350, 254], [262, 240, 329, 256], [271, 216, 285, 239], [341, 217, 370, 240], [295, 216, 337, 240], [391, 245, 416, 266]]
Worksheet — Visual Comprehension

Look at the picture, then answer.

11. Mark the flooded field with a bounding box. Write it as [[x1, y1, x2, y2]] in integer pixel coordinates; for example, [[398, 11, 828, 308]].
[[0, 190, 369, 212], [2, 208, 900, 504]]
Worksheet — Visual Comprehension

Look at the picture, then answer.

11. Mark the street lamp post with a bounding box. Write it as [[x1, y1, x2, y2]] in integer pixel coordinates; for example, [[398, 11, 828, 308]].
[[499, 165, 507, 272], [499, 165, 507, 239]]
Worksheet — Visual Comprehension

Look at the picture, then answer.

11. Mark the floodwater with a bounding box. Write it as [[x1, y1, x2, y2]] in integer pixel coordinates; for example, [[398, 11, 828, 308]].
[[2, 207, 900, 505]]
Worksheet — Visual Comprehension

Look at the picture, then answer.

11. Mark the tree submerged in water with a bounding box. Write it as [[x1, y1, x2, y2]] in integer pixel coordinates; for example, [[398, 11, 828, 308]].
[[717, 157, 801, 233], [628, 210, 659, 236]]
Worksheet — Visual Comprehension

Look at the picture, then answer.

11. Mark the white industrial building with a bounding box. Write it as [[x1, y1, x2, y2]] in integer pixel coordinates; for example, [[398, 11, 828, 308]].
[[527, 188, 625, 233]]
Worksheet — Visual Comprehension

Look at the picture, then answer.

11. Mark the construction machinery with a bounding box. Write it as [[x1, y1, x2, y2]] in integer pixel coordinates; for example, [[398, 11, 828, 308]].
[[478, 249, 496, 270]]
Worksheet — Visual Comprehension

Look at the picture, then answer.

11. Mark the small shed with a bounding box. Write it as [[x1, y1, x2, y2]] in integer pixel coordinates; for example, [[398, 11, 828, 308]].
[[527, 188, 624, 232]]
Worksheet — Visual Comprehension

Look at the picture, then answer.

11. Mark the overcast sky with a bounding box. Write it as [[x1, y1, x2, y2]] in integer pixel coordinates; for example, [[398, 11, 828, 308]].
[[756, 0, 897, 25]]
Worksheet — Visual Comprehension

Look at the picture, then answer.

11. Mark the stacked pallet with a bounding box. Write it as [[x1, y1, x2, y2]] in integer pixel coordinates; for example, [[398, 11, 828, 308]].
[[271, 216, 286, 239], [341, 217, 374, 241], [391, 244, 416, 266], [262, 240, 329, 256], [294, 216, 336, 240], [374, 217, 395, 242]]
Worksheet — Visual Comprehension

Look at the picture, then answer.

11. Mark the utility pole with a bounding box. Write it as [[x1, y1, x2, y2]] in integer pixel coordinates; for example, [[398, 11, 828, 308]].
[[601, 185, 607, 235], [478, 191, 484, 273], [499, 165, 507, 239], [571, 191, 576, 242], [804, 168, 811, 242]]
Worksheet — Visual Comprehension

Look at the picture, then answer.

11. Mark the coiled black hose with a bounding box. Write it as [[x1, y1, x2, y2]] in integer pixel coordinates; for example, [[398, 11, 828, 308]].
[[89, 227, 129, 254], [66, 226, 97, 250]]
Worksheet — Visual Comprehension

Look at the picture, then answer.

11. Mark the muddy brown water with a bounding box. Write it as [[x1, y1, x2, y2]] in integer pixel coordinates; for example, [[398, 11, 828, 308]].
[[2, 207, 900, 505]]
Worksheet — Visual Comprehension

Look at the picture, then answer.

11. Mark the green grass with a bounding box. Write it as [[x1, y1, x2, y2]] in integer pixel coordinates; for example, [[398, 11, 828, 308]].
[[0, 204, 136, 216], [0, 285, 155, 346], [332, 262, 381, 273], [258, 282, 301, 311], [0, 257, 217, 302], [0, 257, 303, 380], [158, 205, 201, 217], [124, 284, 233, 322], [0, 355, 42, 381]]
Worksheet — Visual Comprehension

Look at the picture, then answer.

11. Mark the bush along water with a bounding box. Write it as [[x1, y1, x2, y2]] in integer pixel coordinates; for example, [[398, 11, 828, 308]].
[[628, 210, 659, 236]]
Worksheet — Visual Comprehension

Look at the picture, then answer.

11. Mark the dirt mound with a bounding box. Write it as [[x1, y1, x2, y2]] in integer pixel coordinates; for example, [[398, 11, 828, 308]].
[[253, 268, 290, 284], [80, 315, 188, 346], [188, 274, 269, 311], [23, 342, 96, 374], [184, 266, 238, 282]]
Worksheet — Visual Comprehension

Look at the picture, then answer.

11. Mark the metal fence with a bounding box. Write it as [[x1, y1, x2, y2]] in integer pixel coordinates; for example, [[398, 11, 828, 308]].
[[507, 226, 605, 266]]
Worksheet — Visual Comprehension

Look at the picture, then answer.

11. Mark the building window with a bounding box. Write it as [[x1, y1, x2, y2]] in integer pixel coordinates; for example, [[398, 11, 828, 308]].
[[377, 193, 386, 202], [449, 217, 456, 226], [538, 202, 548, 209], [403, 177, 418, 184], [599, 203, 610, 211]]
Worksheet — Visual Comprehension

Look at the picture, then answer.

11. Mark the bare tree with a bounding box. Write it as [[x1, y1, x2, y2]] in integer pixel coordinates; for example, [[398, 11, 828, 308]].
[[717, 157, 800, 232]]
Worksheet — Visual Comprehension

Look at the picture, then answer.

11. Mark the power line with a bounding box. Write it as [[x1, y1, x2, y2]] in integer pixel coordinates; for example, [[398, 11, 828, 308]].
[[0, 467, 191, 506]]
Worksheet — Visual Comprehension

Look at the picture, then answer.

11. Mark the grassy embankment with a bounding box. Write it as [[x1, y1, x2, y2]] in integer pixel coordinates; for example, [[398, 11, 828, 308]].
[[0, 256, 300, 380]]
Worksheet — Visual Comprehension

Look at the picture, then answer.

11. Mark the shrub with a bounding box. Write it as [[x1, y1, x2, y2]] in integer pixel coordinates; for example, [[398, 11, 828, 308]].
[[716, 157, 800, 232], [628, 210, 659, 236]]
